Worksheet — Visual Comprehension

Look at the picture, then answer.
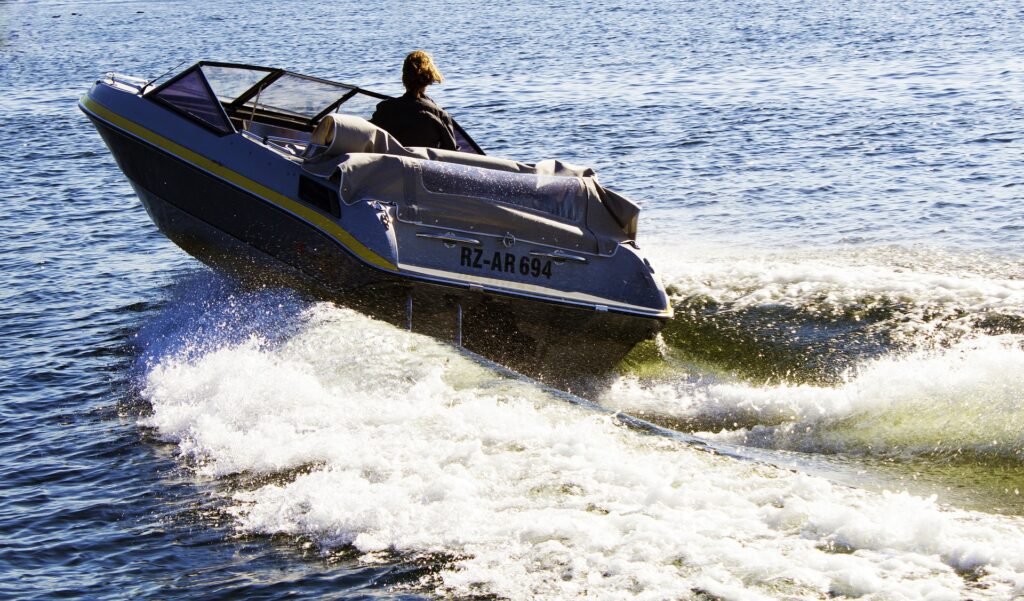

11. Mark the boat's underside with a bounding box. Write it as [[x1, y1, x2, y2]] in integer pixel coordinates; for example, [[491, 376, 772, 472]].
[[89, 116, 660, 383]]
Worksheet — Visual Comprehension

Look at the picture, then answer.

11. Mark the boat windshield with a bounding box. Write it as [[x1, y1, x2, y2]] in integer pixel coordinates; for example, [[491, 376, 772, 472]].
[[203, 65, 382, 122], [156, 63, 374, 124], [146, 62, 484, 153]]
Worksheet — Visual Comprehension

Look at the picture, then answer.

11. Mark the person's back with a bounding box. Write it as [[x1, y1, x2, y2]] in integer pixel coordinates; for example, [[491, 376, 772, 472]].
[[371, 51, 457, 150]]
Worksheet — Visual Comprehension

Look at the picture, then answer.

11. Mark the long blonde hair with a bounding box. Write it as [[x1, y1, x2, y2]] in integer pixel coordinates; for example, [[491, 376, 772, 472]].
[[402, 50, 444, 92]]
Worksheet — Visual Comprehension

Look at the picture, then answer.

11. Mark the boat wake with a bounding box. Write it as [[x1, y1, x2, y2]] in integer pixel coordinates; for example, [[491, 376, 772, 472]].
[[633, 243, 1024, 385], [134, 270, 1024, 599], [603, 335, 1024, 462], [601, 243, 1024, 457]]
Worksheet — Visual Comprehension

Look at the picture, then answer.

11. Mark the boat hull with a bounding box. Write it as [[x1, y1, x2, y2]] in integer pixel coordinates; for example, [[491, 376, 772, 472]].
[[87, 114, 660, 383]]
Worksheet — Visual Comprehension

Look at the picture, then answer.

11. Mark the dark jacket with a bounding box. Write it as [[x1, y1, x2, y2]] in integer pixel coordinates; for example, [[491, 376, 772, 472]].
[[370, 92, 458, 150]]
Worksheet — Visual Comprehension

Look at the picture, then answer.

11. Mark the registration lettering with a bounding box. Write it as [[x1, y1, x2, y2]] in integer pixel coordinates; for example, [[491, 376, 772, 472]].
[[460, 247, 553, 279]]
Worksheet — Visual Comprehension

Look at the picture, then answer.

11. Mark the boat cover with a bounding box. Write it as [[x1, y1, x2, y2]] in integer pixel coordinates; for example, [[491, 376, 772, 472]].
[[305, 115, 640, 254]]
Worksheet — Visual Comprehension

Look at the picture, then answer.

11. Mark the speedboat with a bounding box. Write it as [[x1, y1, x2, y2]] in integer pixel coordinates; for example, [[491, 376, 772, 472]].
[[79, 61, 671, 381]]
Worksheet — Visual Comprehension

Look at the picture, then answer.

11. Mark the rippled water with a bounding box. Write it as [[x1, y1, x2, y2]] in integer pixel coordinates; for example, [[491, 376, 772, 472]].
[[3, 0, 1024, 599]]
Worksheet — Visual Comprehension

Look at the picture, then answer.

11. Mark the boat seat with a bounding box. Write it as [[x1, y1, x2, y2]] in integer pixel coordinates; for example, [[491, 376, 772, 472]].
[[308, 113, 408, 157], [306, 114, 597, 180]]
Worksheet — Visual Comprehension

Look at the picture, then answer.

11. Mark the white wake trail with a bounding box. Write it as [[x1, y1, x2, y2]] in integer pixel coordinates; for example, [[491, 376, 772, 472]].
[[143, 303, 1024, 600]]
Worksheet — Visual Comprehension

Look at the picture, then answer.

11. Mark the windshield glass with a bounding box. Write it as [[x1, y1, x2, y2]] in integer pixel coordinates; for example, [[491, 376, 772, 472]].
[[243, 73, 352, 118], [152, 68, 232, 133], [201, 65, 273, 103], [334, 92, 379, 120]]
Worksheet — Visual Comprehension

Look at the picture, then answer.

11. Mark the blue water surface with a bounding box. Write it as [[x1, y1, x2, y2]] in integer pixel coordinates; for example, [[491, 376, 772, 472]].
[[2, 0, 1023, 598]]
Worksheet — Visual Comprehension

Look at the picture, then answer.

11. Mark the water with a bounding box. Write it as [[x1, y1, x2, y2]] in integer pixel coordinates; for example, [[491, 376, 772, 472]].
[[2, 0, 1024, 598]]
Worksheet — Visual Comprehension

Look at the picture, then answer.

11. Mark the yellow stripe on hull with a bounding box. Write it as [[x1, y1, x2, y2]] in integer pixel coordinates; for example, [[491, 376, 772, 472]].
[[79, 94, 397, 272]]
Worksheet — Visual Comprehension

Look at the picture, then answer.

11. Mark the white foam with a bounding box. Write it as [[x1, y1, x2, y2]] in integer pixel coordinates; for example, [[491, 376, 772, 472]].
[[143, 303, 1024, 599], [603, 335, 1024, 461], [645, 243, 1024, 343]]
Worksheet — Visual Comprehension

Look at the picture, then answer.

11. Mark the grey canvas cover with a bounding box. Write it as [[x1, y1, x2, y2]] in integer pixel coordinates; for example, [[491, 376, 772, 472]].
[[305, 115, 640, 253]]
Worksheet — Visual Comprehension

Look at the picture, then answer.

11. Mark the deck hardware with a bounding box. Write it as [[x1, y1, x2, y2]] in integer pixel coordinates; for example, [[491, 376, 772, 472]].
[[416, 232, 480, 248], [529, 250, 588, 264]]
